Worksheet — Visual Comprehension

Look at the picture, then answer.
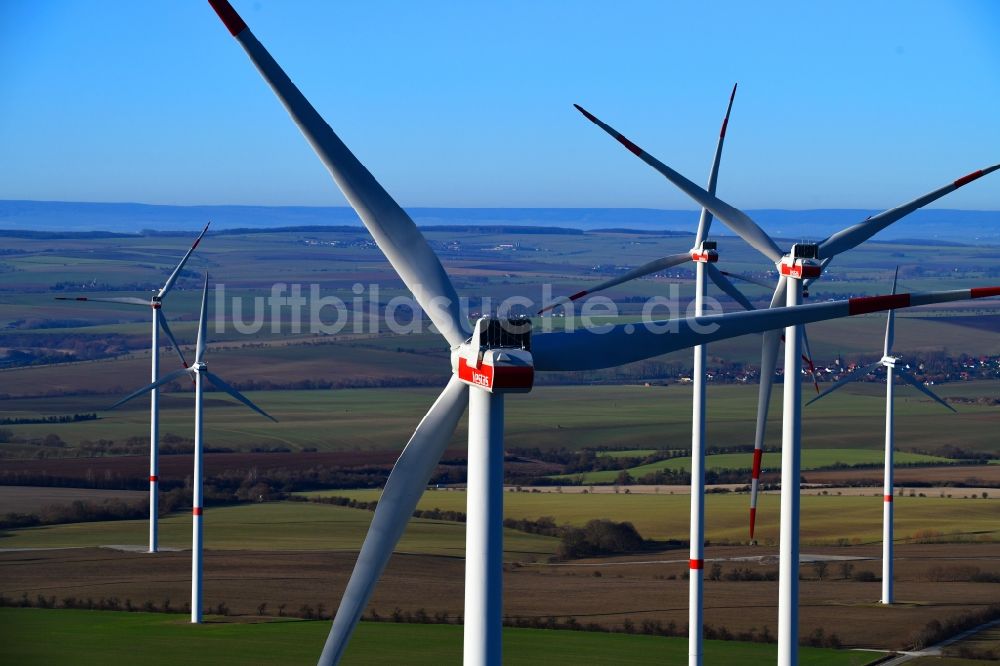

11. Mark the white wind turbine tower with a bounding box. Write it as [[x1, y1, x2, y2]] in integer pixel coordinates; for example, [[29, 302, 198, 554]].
[[570, 105, 997, 665], [57, 223, 210, 553], [109, 274, 276, 623], [206, 1, 1000, 663], [543, 86, 746, 666], [807, 268, 955, 605]]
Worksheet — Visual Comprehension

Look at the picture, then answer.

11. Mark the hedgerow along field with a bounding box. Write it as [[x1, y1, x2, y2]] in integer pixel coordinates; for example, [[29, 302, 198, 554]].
[[0, 608, 883, 666], [556, 448, 955, 484], [299, 490, 1000, 546]]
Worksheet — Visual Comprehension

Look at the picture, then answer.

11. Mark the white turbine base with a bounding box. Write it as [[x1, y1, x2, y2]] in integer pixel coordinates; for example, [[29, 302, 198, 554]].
[[464, 387, 504, 666], [778, 284, 803, 666]]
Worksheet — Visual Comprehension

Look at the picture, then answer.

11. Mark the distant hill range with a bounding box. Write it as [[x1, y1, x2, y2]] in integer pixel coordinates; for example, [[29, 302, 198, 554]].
[[1, 200, 997, 243]]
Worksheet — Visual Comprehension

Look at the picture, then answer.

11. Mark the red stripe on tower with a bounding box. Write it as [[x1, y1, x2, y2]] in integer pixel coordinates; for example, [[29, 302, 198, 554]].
[[193, 507, 203, 516], [884, 495, 893, 503], [971, 287, 1000, 299], [953, 170, 984, 188], [208, 0, 248, 36], [689, 559, 704, 570], [149, 475, 158, 482], [848, 293, 910, 316]]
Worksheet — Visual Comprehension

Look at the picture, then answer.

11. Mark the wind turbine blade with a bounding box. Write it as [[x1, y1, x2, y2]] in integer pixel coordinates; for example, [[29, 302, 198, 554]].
[[195, 274, 209, 363], [817, 164, 1000, 258], [156, 310, 189, 368], [896, 369, 956, 413], [538, 252, 690, 314], [158, 222, 210, 298], [718, 270, 775, 290], [203, 370, 278, 422], [531, 285, 1000, 371], [800, 326, 820, 394], [706, 263, 755, 311], [54, 296, 149, 306], [884, 267, 899, 356], [805, 361, 882, 406], [574, 104, 783, 264], [107, 368, 193, 410], [321, 376, 468, 666], [208, 0, 469, 348], [694, 83, 737, 246], [747, 276, 785, 539]]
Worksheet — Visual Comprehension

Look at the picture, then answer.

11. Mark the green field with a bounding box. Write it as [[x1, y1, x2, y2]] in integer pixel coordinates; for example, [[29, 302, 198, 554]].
[[559, 448, 955, 484], [304, 489, 1000, 545], [0, 608, 881, 666], [3, 381, 998, 457], [0, 501, 556, 558]]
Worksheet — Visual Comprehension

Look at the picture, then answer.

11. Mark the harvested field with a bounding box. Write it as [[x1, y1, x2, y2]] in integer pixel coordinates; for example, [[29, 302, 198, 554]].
[[0, 486, 147, 514], [802, 465, 1000, 488], [2, 543, 998, 651]]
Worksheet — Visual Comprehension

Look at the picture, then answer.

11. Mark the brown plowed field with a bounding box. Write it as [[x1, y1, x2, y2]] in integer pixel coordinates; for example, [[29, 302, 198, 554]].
[[3, 543, 998, 650]]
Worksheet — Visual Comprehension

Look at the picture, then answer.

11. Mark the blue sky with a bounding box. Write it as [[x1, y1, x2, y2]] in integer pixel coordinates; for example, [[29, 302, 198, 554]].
[[1, 0, 997, 210]]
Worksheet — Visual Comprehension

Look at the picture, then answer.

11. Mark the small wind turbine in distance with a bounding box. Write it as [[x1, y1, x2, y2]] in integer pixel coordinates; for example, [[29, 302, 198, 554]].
[[205, 2, 1000, 664], [56, 223, 210, 554], [108, 274, 277, 623], [806, 267, 955, 606], [571, 105, 997, 664]]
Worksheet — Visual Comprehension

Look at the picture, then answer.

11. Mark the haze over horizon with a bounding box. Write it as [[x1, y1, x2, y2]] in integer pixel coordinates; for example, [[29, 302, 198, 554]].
[[1, 1, 998, 211]]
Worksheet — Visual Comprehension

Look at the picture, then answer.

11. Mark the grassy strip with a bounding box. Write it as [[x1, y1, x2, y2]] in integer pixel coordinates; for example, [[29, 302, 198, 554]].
[[0, 607, 879, 666]]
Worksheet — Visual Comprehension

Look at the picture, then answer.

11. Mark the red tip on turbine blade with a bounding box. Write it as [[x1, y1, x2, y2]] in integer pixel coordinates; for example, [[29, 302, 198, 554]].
[[848, 293, 910, 316], [568, 290, 588, 301], [573, 104, 597, 123], [615, 134, 643, 157], [208, 0, 248, 36], [971, 286, 1000, 299], [749, 508, 757, 539], [953, 169, 984, 188], [721, 83, 737, 137], [751, 449, 763, 478]]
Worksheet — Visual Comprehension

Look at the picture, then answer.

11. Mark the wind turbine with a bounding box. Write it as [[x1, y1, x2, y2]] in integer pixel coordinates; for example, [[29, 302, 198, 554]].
[[543, 86, 744, 666], [56, 223, 210, 553], [569, 104, 997, 665], [807, 268, 955, 605], [109, 274, 277, 623], [205, 2, 1000, 663]]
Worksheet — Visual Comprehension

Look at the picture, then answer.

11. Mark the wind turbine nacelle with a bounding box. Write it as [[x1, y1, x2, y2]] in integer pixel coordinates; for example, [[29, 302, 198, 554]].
[[779, 244, 822, 280], [453, 316, 534, 393], [690, 240, 719, 263]]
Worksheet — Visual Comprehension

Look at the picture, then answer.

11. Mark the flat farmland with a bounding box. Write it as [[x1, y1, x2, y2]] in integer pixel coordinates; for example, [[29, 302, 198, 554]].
[[0, 501, 557, 558], [0, 608, 876, 666], [558, 448, 954, 484], [2, 381, 998, 456], [3, 542, 998, 652], [302, 491, 1000, 545]]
